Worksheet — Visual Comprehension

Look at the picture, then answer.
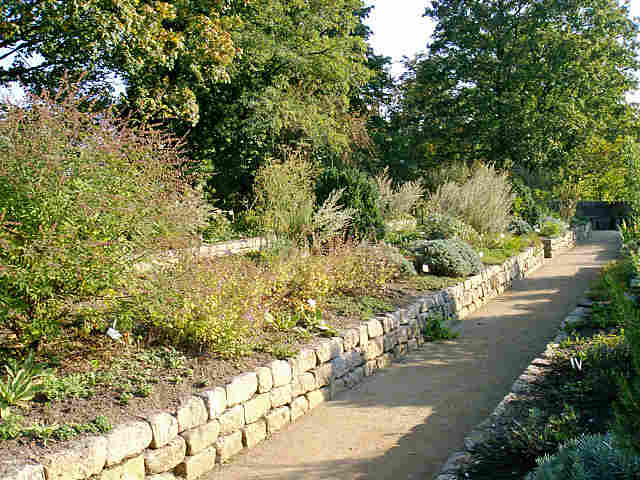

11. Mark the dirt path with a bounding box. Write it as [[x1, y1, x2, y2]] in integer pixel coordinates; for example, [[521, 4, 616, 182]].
[[203, 231, 619, 480]]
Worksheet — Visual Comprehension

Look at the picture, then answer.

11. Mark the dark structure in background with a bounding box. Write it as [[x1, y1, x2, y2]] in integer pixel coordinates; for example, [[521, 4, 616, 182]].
[[576, 201, 633, 230]]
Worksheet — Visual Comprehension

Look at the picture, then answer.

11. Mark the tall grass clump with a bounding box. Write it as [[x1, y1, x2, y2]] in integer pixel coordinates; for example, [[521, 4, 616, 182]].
[[0, 85, 210, 348], [427, 163, 515, 234], [374, 167, 424, 222]]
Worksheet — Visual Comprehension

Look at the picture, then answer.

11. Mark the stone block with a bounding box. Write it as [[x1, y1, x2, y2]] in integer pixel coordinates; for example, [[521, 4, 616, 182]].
[[377, 353, 393, 369], [288, 348, 317, 375], [290, 396, 309, 421], [265, 406, 291, 433], [226, 373, 258, 407], [407, 339, 418, 351], [364, 360, 377, 376], [105, 421, 152, 466], [312, 363, 332, 387], [359, 325, 368, 349], [181, 420, 221, 456], [330, 378, 347, 397], [366, 319, 384, 338], [0, 460, 45, 480], [383, 332, 397, 352], [344, 367, 364, 388], [197, 387, 226, 420], [41, 435, 107, 480], [146, 474, 178, 480], [243, 393, 271, 424], [218, 404, 245, 435], [270, 384, 292, 408], [306, 388, 330, 410], [96, 455, 144, 480], [144, 436, 186, 475], [363, 337, 384, 361], [174, 447, 216, 480], [291, 372, 316, 396], [176, 396, 208, 433], [315, 338, 344, 363], [215, 431, 244, 463], [344, 350, 363, 370], [255, 367, 273, 393], [146, 412, 179, 449], [381, 315, 394, 333], [242, 419, 267, 448], [269, 360, 292, 387], [341, 328, 360, 350], [329, 355, 348, 379]]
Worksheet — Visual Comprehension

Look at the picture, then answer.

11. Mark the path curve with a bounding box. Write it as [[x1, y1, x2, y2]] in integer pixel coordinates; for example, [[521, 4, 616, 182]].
[[204, 231, 619, 480]]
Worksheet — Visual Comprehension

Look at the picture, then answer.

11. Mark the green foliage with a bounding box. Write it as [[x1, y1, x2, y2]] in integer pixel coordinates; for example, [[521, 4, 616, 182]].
[[512, 178, 545, 227], [316, 166, 385, 239], [427, 164, 515, 234], [420, 213, 480, 244], [526, 433, 640, 480], [422, 313, 458, 341], [0, 352, 51, 418], [540, 217, 568, 238], [374, 167, 423, 222], [411, 239, 482, 277], [509, 218, 534, 236], [0, 414, 112, 443]]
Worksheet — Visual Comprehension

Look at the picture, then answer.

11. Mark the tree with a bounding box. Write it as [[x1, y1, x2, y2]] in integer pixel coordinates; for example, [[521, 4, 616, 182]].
[[400, 0, 640, 177]]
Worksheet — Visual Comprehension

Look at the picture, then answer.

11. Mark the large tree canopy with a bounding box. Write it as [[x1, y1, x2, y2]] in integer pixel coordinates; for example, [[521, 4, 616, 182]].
[[397, 0, 640, 177]]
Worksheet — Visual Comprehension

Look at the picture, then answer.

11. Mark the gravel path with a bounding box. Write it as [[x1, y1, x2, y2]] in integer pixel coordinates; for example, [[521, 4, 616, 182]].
[[203, 231, 619, 480]]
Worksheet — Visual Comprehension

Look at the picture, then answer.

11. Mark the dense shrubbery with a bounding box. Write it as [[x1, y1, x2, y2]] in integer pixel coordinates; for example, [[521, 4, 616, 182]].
[[420, 213, 480, 244], [539, 216, 568, 238], [374, 167, 423, 222], [411, 239, 482, 277], [508, 218, 534, 236]]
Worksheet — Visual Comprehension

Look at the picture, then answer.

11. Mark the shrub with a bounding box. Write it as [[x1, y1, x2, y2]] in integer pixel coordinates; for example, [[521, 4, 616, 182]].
[[539, 216, 568, 238], [411, 239, 481, 277], [526, 433, 640, 480], [509, 218, 534, 236], [512, 177, 544, 227], [421, 213, 480, 244], [0, 86, 209, 347], [374, 167, 423, 222], [427, 163, 515, 234], [316, 166, 385, 240]]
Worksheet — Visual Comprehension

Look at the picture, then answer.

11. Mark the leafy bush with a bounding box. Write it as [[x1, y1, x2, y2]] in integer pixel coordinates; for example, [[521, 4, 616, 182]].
[[512, 177, 544, 227], [420, 213, 480, 244], [316, 166, 385, 240], [374, 167, 423, 221], [540, 216, 568, 238], [411, 239, 482, 277], [526, 433, 640, 480], [427, 163, 515, 234], [509, 218, 534, 235], [0, 87, 209, 347]]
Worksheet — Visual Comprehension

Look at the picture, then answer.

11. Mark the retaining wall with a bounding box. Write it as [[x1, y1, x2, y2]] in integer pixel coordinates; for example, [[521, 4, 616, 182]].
[[1, 229, 582, 480]]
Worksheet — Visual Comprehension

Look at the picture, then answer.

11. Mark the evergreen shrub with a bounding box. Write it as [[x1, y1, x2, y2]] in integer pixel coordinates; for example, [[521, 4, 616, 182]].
[[411, 239, 482, 277], [421, 213, 480, 244]]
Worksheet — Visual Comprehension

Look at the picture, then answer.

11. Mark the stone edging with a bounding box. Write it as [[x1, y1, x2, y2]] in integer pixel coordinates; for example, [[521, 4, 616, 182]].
[[1, 229, 580, 480]]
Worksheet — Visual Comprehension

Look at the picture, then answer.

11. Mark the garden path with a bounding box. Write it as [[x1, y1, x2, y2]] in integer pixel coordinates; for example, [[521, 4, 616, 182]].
[[203, 231, 619, 480]]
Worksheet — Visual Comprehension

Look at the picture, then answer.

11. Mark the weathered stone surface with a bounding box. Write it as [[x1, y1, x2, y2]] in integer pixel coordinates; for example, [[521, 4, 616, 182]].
[[306, 387, 330, 409], [96, 454, 145, 480], [215, 431, 244, 463], [341, 328, 360, 350], [393, 343, 407, 358], [315, 338, 343, 363], [243, 393, 271, 424], [380, 315, 393, 333], [265, 406, 291, 433], [290, 395, 309, 421], [288, 348, 317, 376], [176, 396, 208, 433], [174, 447, 216, 480], [270, 384, 292, 408], [364, 360, 377, 377], [146, 412, 179, 449], [0, 460, 45, 480], [197, 387, 226, 419], [363, 337, 384, 361], [226, 373, 258, 407], [269, 360, 292, 387], [344, 367, 365, 388], [144, 436, 186, 475], [255, 366, 273, 393], [330, 378, 347, 397], [146, 473, 178, 480], [105, 421, 152, 466], [376, 353, 393, 369], [366, 319, 384, 338], [41, 435, 107, 480], [359, 325, 368, 349], [343, 350, 363, 370], [383, 332, 397, 352], [329, 355, 348, 379], [291, 372, 316, 396], [312, 363, 332, 387], [242, 419, 267, 448], [181, 420, 221, 456], [407, 338, 418, 351], [218, 404, 245, 435]]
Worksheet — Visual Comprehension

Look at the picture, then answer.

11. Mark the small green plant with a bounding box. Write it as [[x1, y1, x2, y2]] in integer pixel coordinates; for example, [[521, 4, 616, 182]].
[[0, 352, 51, 418], [539, 216, 568, 238], [411, 239, 482, 277], [508, 218, 534, 235], [422, 313, 458, 341]]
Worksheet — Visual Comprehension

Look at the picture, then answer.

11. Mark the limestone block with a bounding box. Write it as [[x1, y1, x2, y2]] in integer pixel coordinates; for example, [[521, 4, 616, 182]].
[[226, 373, 258, 407], [383, 332, 397, 352], [407, 339, 418, 351], [341, 328, 360, 350], [359, 325, 368, 349], [0, 460, 45, 480], [330, 378, 347, 397], [291, 372, 316, 396], [376, 353, 393, 369], [181, 420, 221, 456], [288, 348, 317, 375], [146, 474, 178, 480], [416, 334, 425, 346], [265, 406, 291, 433], [242, 419, 267, 448], [312, 363, 333, 387], [380, 315, 394, 333], [329, 355, 348, 379], [344, 367, 364, 388], [270, 384, 292, 408], [344, 350, 363, 370], [269, 360, 292, 387], [41, 435, 107, 480], [174, 447, 216, 480], [366, 319, 384, 338], [363, 337, 384, 361], [290, 396, 309, 421], [243, 393, 271, 424], [218, 404, 245, 435], [397, 326, 410, 344], [397, 308, 408, 324], [197, 387, 226, 420], [215, 431, 243, 463], [255, 367, 273, 393], [146, 412, 179, 449], [176, 396, 208, 433], [144, 436, 186, 475], [306, 388, 330, 410], [96, 455, 144, 480], [364, 360, 377, 377], [105, 421, 152, 466], [315, 338, 344, 363]]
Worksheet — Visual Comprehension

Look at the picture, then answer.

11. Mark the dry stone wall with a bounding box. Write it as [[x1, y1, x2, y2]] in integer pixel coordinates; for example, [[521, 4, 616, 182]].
[[1, 229, 582, 480]]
